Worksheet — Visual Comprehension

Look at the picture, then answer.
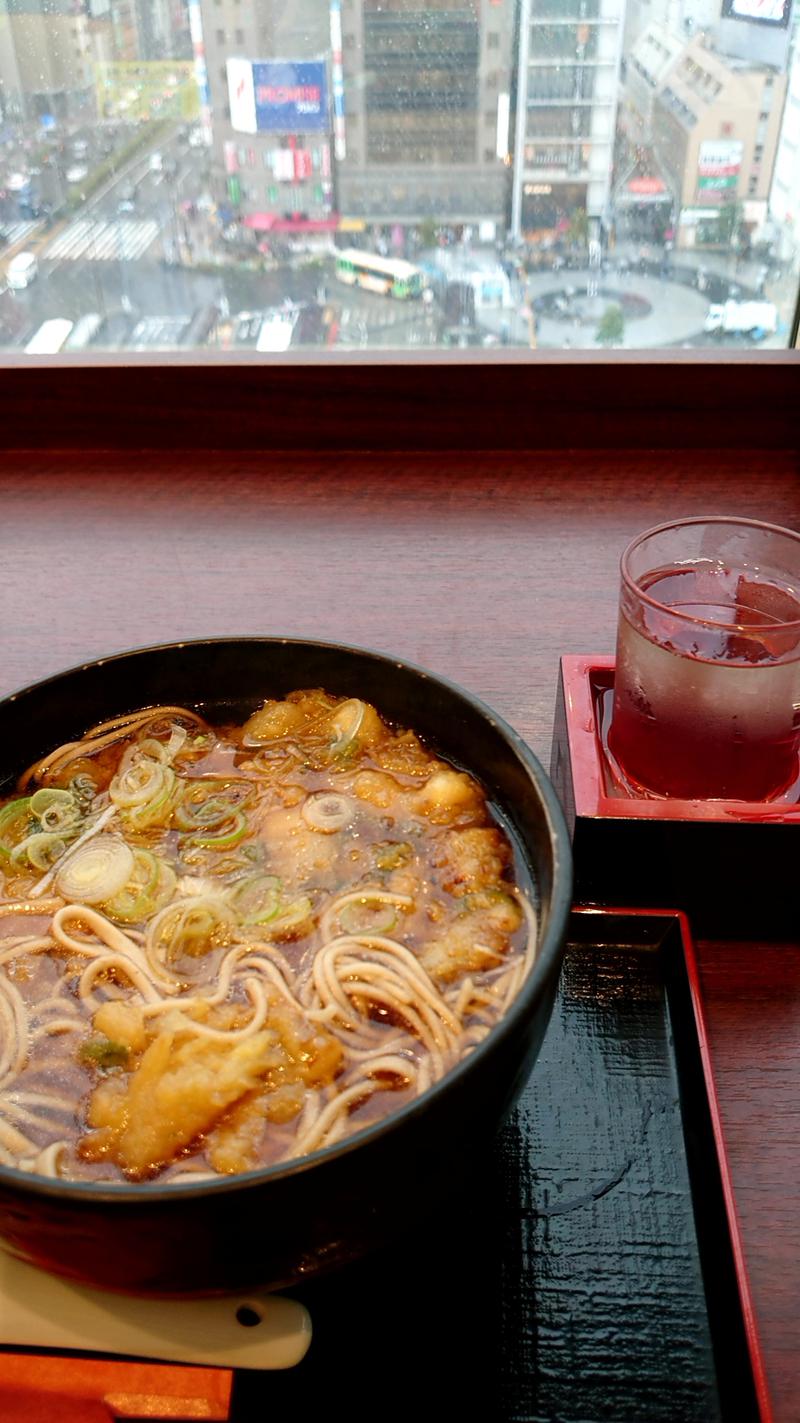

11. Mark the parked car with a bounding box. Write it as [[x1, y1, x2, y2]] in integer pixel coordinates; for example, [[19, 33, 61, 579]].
[[65, 165, 88, 184], [65, 312, 104, 349], [6, 251, 38, 290]]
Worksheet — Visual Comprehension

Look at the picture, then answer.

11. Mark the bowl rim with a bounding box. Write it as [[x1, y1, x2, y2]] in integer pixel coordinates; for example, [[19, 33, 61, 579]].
[[0, 635, 572, 1203]]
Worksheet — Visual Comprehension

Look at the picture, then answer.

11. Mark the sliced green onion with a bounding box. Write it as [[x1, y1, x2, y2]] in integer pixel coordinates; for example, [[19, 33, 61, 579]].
[[175, 782, 251, 831], [340, 897, 399, 935], [147, 895, 236, 978], [0, 798, 32, 860], [301, 793, 354, 834], [109, 757, 168, 809], [265, 895, 314, 940], [459, 889, 523, 933], [55, 836, 135, 905], [79, 1036, 130, 1070], [11, 831, 67, 871], [124, 768, 177, 832], [229, 874, 282, 925], [184, 809, 247, 851], [102, 848, 177, 923], [30, 788, 78, 824], [329, 699, 365, 754]]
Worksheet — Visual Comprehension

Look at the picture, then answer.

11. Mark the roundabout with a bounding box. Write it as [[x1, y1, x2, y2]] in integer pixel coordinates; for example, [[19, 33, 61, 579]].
[[524, 265, 712, 348], [534, 285, 653, 326]]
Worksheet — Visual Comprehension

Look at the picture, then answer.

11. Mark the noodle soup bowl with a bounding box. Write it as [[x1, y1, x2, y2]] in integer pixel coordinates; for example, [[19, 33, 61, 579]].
[[0, 638, 571, 1296]]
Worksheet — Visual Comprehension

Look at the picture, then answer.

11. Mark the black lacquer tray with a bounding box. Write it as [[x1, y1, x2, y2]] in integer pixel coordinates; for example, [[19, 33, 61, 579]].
[[231, 908, 762, 1423]]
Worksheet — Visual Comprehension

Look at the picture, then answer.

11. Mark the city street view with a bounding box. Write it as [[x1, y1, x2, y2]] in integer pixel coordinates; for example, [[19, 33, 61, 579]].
[[0, 0, 798, 353]]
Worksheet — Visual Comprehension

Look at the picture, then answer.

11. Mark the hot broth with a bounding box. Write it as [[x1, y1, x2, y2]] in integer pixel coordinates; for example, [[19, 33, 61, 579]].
[[0, 691, 535, 1183]]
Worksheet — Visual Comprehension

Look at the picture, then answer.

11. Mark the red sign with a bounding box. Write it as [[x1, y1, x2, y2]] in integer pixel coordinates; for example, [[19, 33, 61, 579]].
[[627, 177, 666, 195], [255, 85, 321, 105], [243, 214, 339, 232]]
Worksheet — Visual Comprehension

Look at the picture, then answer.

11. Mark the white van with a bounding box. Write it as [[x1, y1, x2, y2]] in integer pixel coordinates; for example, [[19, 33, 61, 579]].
[[7, 252, 38, 290], [65, 312, 103, 349]]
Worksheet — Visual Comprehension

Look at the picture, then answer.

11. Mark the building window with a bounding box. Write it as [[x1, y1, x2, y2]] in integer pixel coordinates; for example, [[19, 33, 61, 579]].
[[216, 28, 225, 44], [235, 28, 244, 44]]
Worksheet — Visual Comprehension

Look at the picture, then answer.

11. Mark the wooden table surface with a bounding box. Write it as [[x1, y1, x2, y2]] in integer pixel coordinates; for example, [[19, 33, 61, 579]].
[[0, 448, 798, 1419]]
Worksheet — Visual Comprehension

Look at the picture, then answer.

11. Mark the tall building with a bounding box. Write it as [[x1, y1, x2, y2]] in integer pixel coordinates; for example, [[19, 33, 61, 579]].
[[0, 0, 93, 122], [510, 0, 626, 240], [200, 0, 334, 233], [622, 21, 685, 139], [335, 0, 515, 231]]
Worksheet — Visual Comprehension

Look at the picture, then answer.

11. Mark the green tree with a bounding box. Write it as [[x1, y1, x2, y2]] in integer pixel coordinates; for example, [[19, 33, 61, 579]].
[[716, 201, 742, 247], [567, 209, 589, 247], [418, 218, 439, 249], [596, 304, 625, 347]]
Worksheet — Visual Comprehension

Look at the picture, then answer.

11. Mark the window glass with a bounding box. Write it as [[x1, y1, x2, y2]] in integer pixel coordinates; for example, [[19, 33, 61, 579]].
[[0, 0, 797, 353]]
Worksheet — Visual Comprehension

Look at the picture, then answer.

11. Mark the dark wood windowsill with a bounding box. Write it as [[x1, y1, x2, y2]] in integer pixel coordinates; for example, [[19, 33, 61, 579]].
[[2, 349, 797, 452]]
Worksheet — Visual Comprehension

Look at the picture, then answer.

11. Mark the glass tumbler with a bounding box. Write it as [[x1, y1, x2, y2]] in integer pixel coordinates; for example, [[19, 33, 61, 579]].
[[608, 516, 800, 801]]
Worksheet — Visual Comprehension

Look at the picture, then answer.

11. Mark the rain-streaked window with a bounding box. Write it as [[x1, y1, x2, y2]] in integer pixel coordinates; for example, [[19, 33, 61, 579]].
[[0, 0, 797, 353]]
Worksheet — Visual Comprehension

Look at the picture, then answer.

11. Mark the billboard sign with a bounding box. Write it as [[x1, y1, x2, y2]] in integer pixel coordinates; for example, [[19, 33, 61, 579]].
[[227, 59, 328, 134], [721, 0, 791, 25], [697, 140, 742, 200], [227, 58, 257, 133], [698, 140, 743, 175]]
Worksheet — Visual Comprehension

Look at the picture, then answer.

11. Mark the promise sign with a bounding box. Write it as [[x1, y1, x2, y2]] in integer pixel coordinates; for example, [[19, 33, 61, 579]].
[[697, 139, 742, 201], [227, 58, 328, 134]]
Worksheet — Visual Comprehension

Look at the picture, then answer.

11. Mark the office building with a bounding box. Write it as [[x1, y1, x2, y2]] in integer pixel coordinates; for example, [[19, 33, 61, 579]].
[[649, 33, 786, 245], [201, 0, 334, 232], [0, 0, 93, 122], [335, 0, 515, 231], [510, 0, 626, 241]]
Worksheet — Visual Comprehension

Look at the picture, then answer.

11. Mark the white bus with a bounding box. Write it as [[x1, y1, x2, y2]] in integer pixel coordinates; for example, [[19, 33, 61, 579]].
[[334, 248, 424, 300], [24, 319, 74, 354]]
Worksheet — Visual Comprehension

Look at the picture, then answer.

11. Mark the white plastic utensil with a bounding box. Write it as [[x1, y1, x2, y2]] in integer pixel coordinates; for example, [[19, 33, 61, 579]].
[[0, 1249, 312, 1370]]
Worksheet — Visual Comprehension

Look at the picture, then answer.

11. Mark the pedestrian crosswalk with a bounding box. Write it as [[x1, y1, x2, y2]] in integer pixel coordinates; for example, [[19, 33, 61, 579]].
[[0, 221, 38, 246], [44, 217, 159, 262]]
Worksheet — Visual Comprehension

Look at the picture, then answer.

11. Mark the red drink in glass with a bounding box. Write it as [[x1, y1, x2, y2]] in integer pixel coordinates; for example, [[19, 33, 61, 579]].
[[609, 519, 800, 801]]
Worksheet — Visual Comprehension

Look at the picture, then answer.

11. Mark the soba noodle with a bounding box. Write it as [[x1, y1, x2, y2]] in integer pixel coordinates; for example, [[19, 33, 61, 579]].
[[0, 690, 537, 1183]]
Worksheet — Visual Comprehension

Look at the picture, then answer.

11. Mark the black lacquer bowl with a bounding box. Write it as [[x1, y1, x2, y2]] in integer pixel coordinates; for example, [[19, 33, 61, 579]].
[[0, 639, 571, 1296]]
